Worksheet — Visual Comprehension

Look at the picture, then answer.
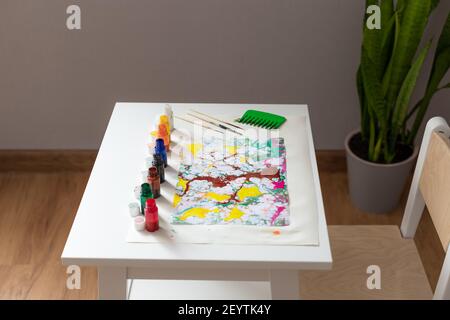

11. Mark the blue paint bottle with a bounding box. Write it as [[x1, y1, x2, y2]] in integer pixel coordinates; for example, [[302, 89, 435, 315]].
[[155, 138, 168, 167]]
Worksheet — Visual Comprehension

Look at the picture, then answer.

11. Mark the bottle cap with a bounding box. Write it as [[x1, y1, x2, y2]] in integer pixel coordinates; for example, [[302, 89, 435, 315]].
[[141, 183, 152, 196], [146, 198, 156, 210], [145, 157, 153, 168], [134, 216, 146, 231], [155, 138, 166, 152], [159, 115, 170, 131], [149, 166, 159, 178], [129, 202, 140, 217]]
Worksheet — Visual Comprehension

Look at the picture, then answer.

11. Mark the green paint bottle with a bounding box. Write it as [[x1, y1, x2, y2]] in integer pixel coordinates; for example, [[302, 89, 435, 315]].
[[140, 183, 153, 214]]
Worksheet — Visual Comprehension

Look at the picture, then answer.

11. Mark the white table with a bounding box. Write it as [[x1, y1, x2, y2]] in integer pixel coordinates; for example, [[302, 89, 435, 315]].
[[62, 103, 332, 300]]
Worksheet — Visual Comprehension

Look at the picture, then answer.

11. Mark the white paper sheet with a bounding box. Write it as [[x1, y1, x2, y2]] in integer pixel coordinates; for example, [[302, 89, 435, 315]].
[[126, 115, 319, 246]]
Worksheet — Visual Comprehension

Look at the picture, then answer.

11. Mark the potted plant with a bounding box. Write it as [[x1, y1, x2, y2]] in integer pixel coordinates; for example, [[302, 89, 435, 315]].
[[347, 0, 450, 213]]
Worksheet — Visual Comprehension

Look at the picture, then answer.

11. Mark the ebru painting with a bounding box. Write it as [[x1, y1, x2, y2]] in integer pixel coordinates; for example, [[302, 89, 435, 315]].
[[172, 136, 290, 226]]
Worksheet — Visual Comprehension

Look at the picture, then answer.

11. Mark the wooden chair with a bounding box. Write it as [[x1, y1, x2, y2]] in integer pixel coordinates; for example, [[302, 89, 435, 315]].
[[300, 117, 450, 300]]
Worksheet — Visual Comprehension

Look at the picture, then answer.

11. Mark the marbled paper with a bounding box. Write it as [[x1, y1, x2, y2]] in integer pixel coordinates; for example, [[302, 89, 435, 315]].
[[172, 136, 289, 226]]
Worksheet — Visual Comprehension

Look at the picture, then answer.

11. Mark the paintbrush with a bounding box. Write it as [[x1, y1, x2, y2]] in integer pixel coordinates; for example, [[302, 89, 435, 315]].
[[174, 115, 224, 134], [189, 109, 245, 131], [187, 112, 243, 136]]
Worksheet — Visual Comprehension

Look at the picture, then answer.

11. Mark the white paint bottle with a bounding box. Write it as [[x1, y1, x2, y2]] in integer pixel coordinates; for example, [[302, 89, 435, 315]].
[[165, 104, 174, 131]]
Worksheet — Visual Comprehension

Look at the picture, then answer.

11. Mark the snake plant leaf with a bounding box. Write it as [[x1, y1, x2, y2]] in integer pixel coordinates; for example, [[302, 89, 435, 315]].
[[408, 12, 450, 144], [440, 82, 450, 89], [361, 47, 387, 125], [382, 13, 400, 98], [380, 0, 395, 70], [396, 0, 436, 17], [396, 0, 407, 20], [390, 41, 432, 144], [380, 14, 397, 84], [427, 48, 450, 93], [408, 47, 450, 143], [385, 0, 432, 111], [357, 66, 370, 139], [436, 10, 450, 55], [357, 66, 365, 110], [380, 0, 394, 29], [363, 0, 383, 80], [397, 0, 407, 11]]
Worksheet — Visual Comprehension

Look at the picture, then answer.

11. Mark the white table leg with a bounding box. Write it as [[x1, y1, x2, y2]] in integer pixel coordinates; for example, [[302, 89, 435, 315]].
[[98, 266, 127, 300], [269, 269, 300, 300]]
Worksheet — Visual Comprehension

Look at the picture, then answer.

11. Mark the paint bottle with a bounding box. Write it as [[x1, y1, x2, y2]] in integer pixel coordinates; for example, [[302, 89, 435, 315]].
[[128, 202, 141, 217], [157, 123, 170, 151], [140, 183, 153, 214], [159, 114, 171, 134], [147, 166, 161, 198], [155, 138, 168, 167], [164, 104, 174, 131], [152, 153, 165, 183], [145, 198, 159, 232]]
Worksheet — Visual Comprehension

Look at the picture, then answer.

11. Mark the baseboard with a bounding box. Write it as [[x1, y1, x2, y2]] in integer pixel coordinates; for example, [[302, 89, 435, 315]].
[[0, 149, 345, 172], [0, 150, 97, 172]]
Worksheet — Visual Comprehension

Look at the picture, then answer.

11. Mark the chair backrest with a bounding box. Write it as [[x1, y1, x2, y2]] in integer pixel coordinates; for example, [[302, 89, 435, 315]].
[[400, 117, 450, 300], [419, 131, 450, 251]]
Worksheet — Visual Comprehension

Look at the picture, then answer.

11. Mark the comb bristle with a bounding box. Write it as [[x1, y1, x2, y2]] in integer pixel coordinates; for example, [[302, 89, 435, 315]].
[[237, 110, 286, 129]]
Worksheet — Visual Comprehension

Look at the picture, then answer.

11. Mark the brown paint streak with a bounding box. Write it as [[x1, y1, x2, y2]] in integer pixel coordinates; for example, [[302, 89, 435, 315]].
[[179, 169, 280, 197]]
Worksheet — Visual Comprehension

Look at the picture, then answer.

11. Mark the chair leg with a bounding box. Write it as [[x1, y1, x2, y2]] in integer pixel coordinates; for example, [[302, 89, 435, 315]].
[[434, 250, 450, 300]]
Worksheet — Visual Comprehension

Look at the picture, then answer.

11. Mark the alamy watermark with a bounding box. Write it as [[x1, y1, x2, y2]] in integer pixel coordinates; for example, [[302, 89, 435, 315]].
[[65, 4, 382, 31], [66, 5, 81, 30], [66, 265, 81, 290], [366, 5, 381, 30], [367, 265, 381, 290]]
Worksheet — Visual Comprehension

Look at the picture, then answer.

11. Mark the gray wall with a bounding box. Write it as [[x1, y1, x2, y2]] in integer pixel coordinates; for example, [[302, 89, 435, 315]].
[[1, 0, 449, 149]]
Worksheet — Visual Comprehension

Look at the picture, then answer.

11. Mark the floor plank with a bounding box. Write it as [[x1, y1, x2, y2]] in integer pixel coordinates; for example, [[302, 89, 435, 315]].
[[0, 171, 97, 299], [0, 151, 444, 299]]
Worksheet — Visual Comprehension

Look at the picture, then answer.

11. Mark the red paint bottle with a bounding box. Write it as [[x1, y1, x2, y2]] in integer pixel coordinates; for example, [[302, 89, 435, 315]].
[[147, 166, 161, 198], [145, 198, 159, 232]]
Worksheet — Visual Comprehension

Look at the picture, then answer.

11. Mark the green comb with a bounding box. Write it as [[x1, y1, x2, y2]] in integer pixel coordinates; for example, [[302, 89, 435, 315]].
[[237, 110, 287, 129]]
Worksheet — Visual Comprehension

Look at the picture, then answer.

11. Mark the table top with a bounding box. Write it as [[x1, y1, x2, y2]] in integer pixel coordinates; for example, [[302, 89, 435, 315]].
[[61, 103, 332, 270]]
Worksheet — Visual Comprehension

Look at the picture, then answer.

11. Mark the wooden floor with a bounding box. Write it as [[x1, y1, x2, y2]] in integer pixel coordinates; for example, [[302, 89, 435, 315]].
[[0, 151, 444, 299]]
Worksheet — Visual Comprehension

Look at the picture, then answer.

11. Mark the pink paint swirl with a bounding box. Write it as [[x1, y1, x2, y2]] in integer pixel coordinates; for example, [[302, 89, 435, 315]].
[[272, 180, 285, 189], [271, 206, 285, 225]]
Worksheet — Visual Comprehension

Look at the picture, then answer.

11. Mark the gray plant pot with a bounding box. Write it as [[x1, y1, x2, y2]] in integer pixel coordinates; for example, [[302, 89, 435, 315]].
[[345, 130, 418, 214]]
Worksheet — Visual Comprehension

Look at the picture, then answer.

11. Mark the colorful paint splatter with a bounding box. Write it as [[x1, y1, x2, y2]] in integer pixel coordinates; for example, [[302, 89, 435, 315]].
[[172, 136, 290, 226]]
